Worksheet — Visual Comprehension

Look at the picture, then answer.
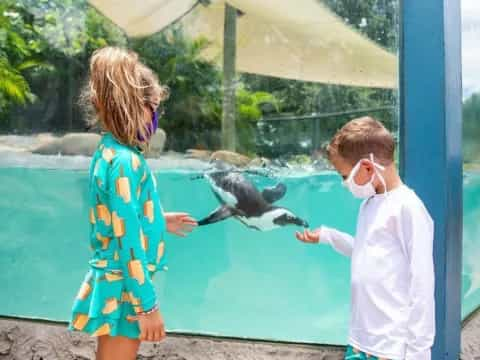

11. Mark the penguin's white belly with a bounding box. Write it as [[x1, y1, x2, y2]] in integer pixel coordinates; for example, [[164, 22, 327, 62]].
[[237, 210, 283, 231]]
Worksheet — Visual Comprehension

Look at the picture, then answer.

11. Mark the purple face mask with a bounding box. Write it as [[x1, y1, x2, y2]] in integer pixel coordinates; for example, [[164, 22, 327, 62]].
[[138, 110, 159, 142]]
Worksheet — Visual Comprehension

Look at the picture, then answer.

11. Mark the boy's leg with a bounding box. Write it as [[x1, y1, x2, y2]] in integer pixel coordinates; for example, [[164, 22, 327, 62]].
[[96, 335, 140, 360]]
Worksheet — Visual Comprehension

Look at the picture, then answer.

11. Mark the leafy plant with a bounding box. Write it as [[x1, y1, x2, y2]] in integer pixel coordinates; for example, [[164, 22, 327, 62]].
[[0, 0, 47, 119], [463, 92, 480, 164]]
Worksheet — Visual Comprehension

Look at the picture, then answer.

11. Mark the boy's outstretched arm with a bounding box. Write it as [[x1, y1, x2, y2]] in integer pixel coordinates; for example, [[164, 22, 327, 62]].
[[401, 204, 435, 360], [296, 227, 354, 257]]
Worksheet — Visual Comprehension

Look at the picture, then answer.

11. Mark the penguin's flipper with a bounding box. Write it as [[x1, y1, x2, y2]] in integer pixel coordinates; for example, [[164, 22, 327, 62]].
[[198, 205, 235, 226], [261, 183, 287, 203]]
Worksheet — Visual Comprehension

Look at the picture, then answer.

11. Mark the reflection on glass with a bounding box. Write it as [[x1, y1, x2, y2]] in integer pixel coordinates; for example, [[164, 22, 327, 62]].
[[0, 0, 400, 344], [462, 0, 480, 325]]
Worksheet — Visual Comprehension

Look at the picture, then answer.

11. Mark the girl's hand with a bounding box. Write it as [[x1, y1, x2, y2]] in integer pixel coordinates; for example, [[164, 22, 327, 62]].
[[295, 228, 321, 243], [138, 309, 165, 342], [164, 212, 197, 237]]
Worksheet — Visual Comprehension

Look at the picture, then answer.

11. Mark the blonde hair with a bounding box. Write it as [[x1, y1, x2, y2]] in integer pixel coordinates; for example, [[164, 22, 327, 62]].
[[327, 116, 395, 166], [84, 47, 169, 148]]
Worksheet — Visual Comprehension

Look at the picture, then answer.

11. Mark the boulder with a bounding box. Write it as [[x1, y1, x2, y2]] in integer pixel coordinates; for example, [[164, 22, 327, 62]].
[[145, 129, 167, 157], [249, 157, 271, 168], [31, 129, 166, 157], [210, 150, 251, 167], [185, 149, 212, 161], [32, 133, 101, 156]]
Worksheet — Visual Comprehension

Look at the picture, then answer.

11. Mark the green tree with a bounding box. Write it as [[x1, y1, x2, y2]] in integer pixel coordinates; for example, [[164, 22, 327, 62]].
[[0, 0, 47, 121], [132, 27, 278, 154], [241, 0, 399, 158], [235, 86, 278, 155], [132, 28, 223, 151], [463, 92, 480, 164], [322, 0, 399, 51], [1, 0, 126, 132], [26, 0, 126, 131]]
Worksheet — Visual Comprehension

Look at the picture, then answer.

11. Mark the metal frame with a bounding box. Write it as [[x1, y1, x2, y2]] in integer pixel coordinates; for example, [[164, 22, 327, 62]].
[[400, 0, 463, 359]]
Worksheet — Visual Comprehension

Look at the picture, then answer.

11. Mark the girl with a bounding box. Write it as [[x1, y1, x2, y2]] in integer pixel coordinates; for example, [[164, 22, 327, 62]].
[[69, 47, 197, 360]]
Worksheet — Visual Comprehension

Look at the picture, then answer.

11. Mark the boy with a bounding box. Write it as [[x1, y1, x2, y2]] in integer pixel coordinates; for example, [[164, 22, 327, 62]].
[[296, 117, 435, 360]]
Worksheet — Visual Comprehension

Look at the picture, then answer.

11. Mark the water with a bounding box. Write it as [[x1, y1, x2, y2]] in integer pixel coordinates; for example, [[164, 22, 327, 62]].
[[0, 158, 479, 345]]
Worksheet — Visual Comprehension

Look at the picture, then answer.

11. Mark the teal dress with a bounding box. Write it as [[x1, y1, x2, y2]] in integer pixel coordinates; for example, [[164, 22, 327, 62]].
[[69, 133, 167, 339]]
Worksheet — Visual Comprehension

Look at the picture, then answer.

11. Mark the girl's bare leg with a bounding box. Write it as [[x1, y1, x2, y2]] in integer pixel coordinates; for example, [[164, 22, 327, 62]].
[[96, 335, 140, 360]]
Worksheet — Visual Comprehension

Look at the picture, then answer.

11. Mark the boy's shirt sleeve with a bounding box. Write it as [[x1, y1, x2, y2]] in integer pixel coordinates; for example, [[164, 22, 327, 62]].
[[401, 201, 435, 360], [107, 151, 157, 313], [319, 226, 355, 257]]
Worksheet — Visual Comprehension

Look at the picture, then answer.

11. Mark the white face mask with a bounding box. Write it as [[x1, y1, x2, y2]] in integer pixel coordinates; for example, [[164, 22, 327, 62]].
[[343, 154, 386, 199]]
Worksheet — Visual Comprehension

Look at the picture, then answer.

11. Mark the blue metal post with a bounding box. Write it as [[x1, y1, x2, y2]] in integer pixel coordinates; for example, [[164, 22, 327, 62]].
[[400, 0, 463, 359]]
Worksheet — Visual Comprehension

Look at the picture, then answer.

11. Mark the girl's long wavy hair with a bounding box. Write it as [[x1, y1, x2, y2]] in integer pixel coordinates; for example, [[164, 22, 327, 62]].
[[82, 47, 169, 149]]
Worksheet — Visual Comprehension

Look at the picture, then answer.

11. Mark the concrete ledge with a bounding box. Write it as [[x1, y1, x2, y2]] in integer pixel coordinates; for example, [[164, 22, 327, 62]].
[[0, 318, 344, 360], [1, 313, 479, 359]]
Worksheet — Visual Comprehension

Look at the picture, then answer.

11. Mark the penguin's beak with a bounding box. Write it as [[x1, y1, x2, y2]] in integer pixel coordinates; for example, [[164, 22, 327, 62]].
[[293, 217, 309, 228], [273, 213, 309, 228]]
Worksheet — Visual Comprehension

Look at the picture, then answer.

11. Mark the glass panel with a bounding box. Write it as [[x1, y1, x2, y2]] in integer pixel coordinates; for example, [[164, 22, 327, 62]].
[[0, 0, 399, 343], [462, 0, 480, 320]]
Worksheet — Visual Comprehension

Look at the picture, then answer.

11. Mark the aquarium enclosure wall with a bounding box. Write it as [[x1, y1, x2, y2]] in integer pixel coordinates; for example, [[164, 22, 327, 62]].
[[0, 0, 467, 359]]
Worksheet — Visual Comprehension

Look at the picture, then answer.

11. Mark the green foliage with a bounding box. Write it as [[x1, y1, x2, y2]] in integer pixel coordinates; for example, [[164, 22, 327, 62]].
[[322, 0, 399, 51], [0, 0, 127, 131], [241, 0, 399, 157], [0, 57, 31, 104], [463, 93, 480, 164], [132, 28, 222, 150], [132, 28, 278, 153], [0, 0, 46, 119], [1, 0, 400, 158], [235, 86, 279, 154]]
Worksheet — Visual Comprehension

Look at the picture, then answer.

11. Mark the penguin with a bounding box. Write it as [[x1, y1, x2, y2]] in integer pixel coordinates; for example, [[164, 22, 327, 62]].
[[197, 171, 309, 231]]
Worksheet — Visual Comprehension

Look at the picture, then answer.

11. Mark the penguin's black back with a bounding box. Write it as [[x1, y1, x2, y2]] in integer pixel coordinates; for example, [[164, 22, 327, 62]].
[[209, 172, 271, 217]]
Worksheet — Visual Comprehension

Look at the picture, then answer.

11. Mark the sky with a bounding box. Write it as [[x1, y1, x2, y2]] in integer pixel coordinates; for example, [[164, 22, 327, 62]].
[[462, 0, 480, 99]]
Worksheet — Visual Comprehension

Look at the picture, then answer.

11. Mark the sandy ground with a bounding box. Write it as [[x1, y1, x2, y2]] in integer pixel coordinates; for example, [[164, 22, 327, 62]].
[[0, 318, 345, 360], [1, 313, 479, 360], [461, 308, 480, 360]]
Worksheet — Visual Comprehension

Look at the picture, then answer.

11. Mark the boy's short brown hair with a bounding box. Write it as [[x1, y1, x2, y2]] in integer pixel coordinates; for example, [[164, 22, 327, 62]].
[[327, 116, 395, 166]]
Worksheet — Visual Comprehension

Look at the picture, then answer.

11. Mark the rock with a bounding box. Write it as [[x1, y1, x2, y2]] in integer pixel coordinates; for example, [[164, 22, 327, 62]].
[[32, 133, 101, 156], [0, 134, 54, 152], [36, 133, 57, 143], [60, 133, 102, 156], [287, 154, 313, 165], [186, 149, 212, 161], [210, 150, 251, 167], [145, 129, 167, 158], [0, 335, 12, 355], [249, 157, 271, 168], [30, 129, 166, 157]]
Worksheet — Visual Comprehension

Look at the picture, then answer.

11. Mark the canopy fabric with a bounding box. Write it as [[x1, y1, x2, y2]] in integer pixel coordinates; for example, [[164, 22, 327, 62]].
[[89, 0, 398, 88], [89, 0, 199, 38]]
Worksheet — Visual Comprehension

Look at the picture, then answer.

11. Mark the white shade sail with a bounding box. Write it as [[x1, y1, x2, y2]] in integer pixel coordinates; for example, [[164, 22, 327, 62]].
[[89, 0, 398, 88]]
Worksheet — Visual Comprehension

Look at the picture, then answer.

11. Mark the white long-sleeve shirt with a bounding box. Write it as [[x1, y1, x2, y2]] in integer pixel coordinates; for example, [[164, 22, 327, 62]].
[[321, 185, 435, 360]]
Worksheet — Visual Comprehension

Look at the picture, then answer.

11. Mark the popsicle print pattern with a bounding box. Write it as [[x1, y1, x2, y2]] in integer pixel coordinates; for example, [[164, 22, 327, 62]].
[[143, 192, 154, 223], [96, 195, 111, 226], [115, 165, 131, 203], [76, 273, 93, 300], [128, 248, 145, 285], [70, 133, 167, 340]]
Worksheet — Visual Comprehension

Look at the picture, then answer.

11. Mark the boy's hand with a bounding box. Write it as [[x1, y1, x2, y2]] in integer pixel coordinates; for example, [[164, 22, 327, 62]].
[[138, 309, 166, 342], [165, 212, 197, 237], [296, 228, 321, 243]]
